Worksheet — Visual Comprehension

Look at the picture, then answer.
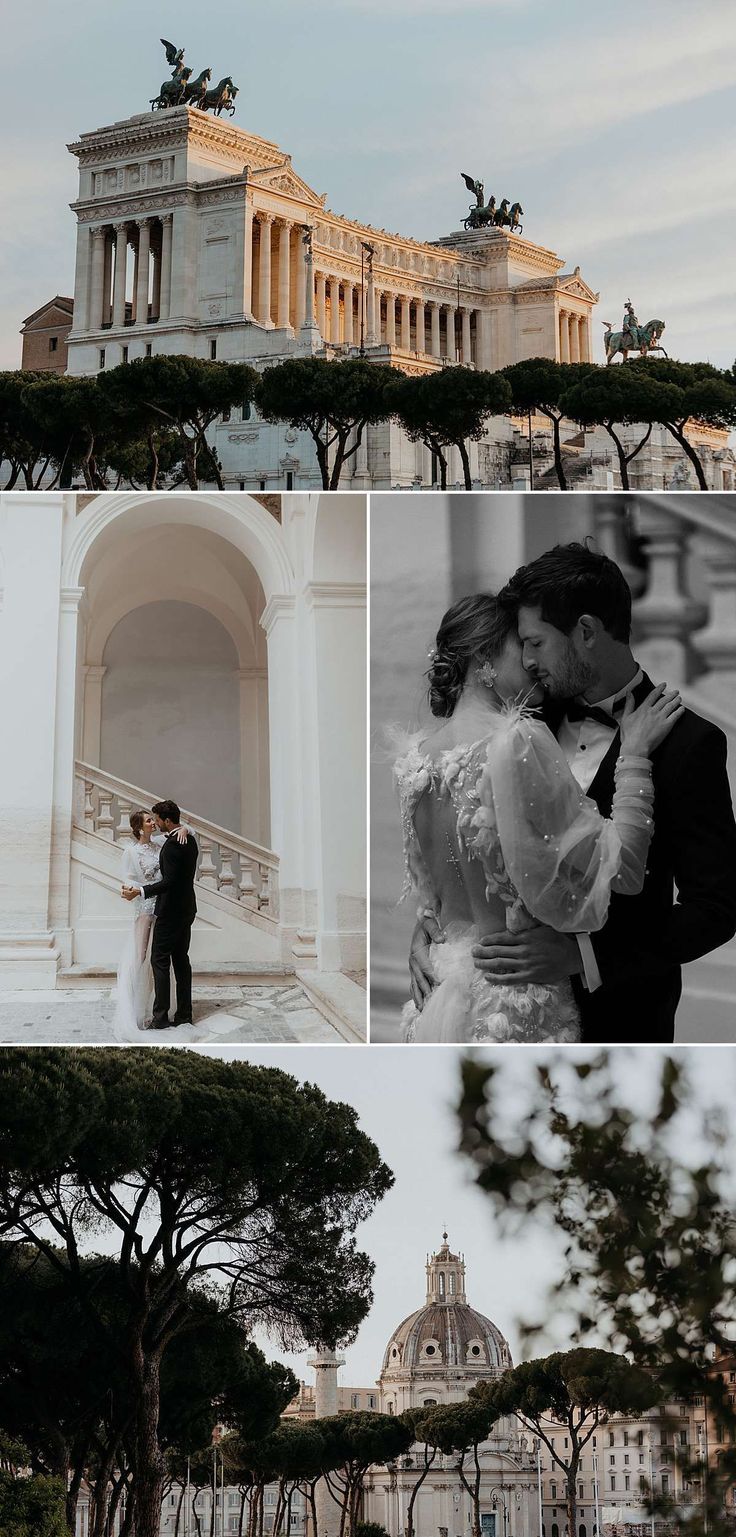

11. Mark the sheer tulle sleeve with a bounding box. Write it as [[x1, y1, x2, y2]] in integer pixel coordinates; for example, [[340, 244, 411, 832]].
[[120, 844, 140, 885], [479, 714, 655, 933]]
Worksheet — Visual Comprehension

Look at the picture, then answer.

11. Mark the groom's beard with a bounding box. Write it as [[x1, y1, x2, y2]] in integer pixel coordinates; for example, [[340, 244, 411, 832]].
[[536, 642, 597, 700]]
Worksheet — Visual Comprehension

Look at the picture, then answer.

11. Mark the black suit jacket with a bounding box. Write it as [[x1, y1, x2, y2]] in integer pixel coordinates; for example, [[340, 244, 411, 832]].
[[548, 676, 736, 1041], [143, 832, 198, 930]]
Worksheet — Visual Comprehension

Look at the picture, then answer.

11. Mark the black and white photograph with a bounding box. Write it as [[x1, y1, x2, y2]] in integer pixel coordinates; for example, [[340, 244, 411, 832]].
[[370, 492, 736, 1043]]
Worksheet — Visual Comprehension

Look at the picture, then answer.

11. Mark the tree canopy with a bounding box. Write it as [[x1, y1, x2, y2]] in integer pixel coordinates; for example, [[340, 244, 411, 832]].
[[389, 368, 511, 488], [255, 357, 397, 489]]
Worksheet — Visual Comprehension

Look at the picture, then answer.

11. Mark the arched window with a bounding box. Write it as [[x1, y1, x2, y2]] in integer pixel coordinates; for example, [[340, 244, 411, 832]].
[[439, 1273, 446, 1298], [552, 1523, 559, 1537], [449, 1273, 456, 1295], [423, 1398, 438, 1407], [579, 1525, 587, 1537]]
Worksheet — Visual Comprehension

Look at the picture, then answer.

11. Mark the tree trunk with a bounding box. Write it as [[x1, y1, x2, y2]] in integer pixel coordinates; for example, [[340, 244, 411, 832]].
[[329, 428, 352, 489], [174, 1483, 186, 1536], [566, 1468, 578, 1537], [457, 438, 473, 489], [604, 422, 630, 490], [182, 437, 199, 490], [313, 432, 331, 489], [147, 430, 160, 491], [664, 421, 708, 489], [132, 1348, 165, 1537], [2, 462, 21, 489], [406, 1447, 436, 1537]]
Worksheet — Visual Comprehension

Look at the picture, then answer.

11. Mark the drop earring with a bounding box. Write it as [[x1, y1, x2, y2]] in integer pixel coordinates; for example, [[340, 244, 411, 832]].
[[478, 661, 498, 689]]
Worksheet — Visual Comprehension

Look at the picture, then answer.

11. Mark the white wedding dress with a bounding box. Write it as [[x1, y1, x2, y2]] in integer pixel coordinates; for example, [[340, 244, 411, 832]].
[[394, 703, 655, 1044], [112, 836, 165, 1037]]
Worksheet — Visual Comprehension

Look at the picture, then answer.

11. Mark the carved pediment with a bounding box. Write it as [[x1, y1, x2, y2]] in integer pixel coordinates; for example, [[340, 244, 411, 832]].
[[559, 269, 599, 303], [250, 161, 324, 208]]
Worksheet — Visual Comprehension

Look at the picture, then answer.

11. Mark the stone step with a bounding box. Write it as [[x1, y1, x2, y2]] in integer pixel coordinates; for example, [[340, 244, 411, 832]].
[[296, 971, 367, 1044], [58, 962, 296, 989]]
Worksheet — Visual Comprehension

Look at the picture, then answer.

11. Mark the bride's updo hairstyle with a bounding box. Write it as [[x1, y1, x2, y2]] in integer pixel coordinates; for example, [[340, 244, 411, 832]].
[[427, 593, 516, 717], [129, 810, 146, 841]]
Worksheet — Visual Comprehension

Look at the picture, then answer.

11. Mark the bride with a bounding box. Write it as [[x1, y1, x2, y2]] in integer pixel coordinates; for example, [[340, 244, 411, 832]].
[[394, 594, 683, 1044], [114, 810, 189, 1034]]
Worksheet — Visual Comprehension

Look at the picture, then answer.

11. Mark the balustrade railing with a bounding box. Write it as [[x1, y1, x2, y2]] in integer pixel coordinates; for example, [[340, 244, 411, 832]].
[[592, 496, 736, 721], [74, 762, 279, 920]]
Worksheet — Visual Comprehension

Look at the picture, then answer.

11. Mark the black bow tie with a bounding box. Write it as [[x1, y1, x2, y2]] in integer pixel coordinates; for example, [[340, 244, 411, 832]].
[[566, 697, 626, 729]]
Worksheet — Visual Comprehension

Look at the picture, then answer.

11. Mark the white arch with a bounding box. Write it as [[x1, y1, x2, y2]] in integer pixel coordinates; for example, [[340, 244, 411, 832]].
[[62, 492, 295, 600]]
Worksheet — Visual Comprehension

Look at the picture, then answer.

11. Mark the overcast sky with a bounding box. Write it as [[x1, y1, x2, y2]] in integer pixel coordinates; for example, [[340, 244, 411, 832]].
[[204, 1045, 736, 1390], [4, 0, 735, 369]]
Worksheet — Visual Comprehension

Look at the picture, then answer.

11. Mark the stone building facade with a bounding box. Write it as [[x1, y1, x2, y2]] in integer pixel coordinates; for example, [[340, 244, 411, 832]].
[[20, 295, 74, 374]]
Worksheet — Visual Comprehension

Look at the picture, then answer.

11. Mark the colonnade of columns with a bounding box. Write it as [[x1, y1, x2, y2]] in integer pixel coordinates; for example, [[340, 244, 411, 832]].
[[250, 214, 478, 359], [558, 309, 589, 363], [86, 215, 173, 331]]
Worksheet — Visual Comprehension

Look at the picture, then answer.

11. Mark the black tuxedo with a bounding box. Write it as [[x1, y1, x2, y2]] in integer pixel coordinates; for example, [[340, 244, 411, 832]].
[[548, 675, 736, 1042], [142, 831, 199, 1026]]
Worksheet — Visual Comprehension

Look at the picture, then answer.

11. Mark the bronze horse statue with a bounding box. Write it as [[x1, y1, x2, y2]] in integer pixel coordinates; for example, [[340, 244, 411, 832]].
[[151, 67, 192, 109], [603, 318, 667, 364], [200, 76, 239, 115], [184, 68, 213, 108]]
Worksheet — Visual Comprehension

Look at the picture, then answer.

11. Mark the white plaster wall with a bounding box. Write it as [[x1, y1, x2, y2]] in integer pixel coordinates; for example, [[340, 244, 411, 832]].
[[99, 600, 242, 832]]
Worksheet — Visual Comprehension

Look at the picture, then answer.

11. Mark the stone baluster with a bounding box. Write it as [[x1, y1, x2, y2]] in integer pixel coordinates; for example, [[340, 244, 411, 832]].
[[593, 497, 647, 598], [159, 213, 173, 321], [690, 533, 736, 707], [89, 227, 107, 331], [115, 798, 133, 840], [400, 296, 411, 350], [258, 866, 272, 909], [97, 791, 115, 840], [83, 779, 95, 831], [461, 307, 472, 364], [197, 838, 218, 889], [277, 221, 291, 329], [631, 501, 707, 684], [238, 859, 258, 909], [112, 224, 128, 329], [414, 299, 425, 352], [218, 850, 236, 896], [258, 215, 274, 326], [135, 218, 151, 325], [329, 277, 341, 344]]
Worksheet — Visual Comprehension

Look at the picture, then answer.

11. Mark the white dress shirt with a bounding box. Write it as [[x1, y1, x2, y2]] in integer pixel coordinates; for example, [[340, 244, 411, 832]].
[[558, 667, 645, 992]]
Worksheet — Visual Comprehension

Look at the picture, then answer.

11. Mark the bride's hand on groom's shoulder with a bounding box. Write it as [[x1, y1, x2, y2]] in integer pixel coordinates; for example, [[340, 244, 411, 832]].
[[620, 684, 684, 757]]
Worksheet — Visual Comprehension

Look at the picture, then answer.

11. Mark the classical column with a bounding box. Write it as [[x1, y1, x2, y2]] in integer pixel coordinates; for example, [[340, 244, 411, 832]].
[[135, 218, 151, 326], [257, 215, 274, 326], [295, 234, 307, 330], [277, 221, 291, 329], [414, 299, 425, 352], [461, 306, 472, 363], [159, 213, 173, 321], [151, 235, 162, 321], [329, 276, 341, 343], [385, 293, 396, 346], [112, 223, 128, 328], [343, 281, 355, 346], [569, 313, 580, 362], [445, 305, 457, 359], [430, 302, 441, 356], [89, 227, 107, 330], [579, 314, 589, 362], [400, 296, 411, 350], [559, 309, 570, 362], [316, 272, 327, 336], [242, 201, 254, 318], [102, 231, 114, 325], [373, 288, 382, 343]]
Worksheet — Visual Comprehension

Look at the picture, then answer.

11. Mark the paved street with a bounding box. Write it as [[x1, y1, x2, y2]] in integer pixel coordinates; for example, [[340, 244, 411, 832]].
[[0, 982, 345, 1045]]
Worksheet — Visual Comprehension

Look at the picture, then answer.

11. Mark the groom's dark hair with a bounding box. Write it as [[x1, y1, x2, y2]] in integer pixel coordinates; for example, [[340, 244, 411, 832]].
[[152, 799, 181, 824], [498, 541, 632, 642]]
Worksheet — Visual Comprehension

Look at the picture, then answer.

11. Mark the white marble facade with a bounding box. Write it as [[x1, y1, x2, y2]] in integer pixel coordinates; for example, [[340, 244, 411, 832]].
[[0, 491, 366, 988], [64, 106, 599, 490]]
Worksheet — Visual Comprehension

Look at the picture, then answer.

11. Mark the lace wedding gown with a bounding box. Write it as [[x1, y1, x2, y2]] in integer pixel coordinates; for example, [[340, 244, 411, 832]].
[[112, 836, 165, 1037], [394, 704, 655, 1044]]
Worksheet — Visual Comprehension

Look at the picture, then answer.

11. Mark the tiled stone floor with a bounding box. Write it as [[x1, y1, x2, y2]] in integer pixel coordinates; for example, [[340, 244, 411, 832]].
[[0, 982, 345, 1045]]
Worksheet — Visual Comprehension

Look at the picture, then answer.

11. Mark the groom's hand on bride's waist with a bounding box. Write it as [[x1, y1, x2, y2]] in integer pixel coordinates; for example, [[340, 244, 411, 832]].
[[472, 925, 582, 986]]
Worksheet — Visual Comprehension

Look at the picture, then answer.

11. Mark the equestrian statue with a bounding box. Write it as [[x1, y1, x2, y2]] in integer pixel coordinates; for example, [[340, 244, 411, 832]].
[[150, 40, 240, 116], [603, 300, 667, 364]]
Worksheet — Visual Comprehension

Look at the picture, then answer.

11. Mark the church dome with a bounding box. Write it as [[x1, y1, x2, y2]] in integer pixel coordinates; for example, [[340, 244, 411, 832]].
[[380, 1235, 513, 1381]]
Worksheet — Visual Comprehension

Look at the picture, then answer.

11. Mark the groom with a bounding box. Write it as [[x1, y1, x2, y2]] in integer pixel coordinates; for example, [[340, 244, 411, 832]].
[[123, 798, 199, 1029], [410, 542, 736, 1041]]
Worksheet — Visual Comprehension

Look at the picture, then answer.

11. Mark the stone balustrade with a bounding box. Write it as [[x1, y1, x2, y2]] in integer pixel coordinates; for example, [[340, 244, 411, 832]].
[[74, 763, 278, 918], [592, 496, 736, 715]]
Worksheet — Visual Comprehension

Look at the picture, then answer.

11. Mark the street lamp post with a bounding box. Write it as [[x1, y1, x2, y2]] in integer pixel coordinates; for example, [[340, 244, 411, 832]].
[[489, 1485, 510, 1537], [592, 1453, 601, 1537], [536, 1442, 544, 1537]]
